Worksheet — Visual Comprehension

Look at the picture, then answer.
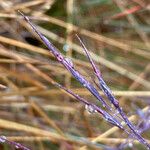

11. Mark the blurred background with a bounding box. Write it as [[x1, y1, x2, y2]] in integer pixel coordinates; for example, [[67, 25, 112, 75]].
[[0, 0, 149, 149]]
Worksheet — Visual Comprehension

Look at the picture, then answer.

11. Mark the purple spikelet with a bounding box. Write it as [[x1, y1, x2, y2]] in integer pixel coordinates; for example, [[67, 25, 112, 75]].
[[18, 11, 110, 110], [0, 136, 30, 150], [76, 35, 150, 149], [19, 11, 150, 149]]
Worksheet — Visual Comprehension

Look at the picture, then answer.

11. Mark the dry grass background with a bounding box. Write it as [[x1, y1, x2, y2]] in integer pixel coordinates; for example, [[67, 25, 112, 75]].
[[0, 0, 149, 150]]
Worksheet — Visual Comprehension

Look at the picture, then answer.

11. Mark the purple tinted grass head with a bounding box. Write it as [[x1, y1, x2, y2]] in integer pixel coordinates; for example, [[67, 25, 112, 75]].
[[18, 11, 110, 110], [117, 107, 150, 150], [76, 34, 119, 108], [0, 136, 30, 150], [76, 35, 150, 149], [19, 11, 150, 149]]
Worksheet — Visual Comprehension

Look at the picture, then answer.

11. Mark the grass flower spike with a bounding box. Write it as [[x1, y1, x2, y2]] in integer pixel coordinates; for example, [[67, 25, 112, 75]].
[[19, 11, 150, 149]]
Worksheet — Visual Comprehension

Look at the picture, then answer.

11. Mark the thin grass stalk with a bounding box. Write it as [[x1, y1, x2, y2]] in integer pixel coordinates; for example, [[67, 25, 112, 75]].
[[19, 12, 150, 149], [76, 35, 150, 149]]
